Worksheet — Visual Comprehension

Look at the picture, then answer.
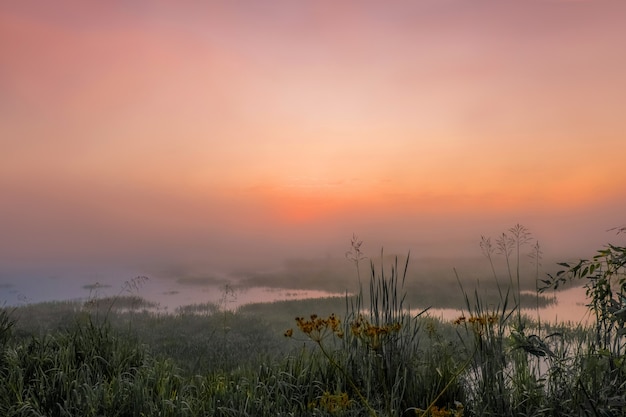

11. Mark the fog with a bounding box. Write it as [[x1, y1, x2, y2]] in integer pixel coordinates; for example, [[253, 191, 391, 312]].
[[2, 1, 626, 307], [1, 179, 624, 306]]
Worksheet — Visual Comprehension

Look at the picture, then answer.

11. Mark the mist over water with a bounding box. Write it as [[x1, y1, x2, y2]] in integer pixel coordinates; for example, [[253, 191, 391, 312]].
[[2, 0, 626, 316], [1, 202, 623, 313]]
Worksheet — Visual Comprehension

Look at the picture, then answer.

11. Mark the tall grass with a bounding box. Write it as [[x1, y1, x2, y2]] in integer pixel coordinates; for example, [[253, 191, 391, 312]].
[[1, 227, 625, 416], [286, 250, 469, 416]]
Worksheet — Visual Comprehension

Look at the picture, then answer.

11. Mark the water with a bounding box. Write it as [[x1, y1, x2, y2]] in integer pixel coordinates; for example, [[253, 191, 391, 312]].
[[139, 282, 346, 313], [1, 266, 591, 325], [0, 269, 346, 311], [428, 285, 591, 325]]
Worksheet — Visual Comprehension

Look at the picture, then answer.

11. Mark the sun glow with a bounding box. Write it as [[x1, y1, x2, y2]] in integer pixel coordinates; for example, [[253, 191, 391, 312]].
[[2, 0, 626, 274]]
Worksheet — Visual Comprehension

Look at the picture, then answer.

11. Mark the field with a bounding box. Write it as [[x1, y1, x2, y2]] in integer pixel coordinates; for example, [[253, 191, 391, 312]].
[[1, 230, 625, 416]]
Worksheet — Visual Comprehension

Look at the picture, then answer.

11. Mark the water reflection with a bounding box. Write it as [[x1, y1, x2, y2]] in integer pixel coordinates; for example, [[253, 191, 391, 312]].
[[137, 279, 346, 313], [1, 266, 592, 326], [427, 285, 591, 325], [130, 279, 590, 327]]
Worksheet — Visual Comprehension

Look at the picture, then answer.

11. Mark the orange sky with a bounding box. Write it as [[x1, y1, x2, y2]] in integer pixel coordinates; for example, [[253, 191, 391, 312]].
[[1, 0, 626, 284]]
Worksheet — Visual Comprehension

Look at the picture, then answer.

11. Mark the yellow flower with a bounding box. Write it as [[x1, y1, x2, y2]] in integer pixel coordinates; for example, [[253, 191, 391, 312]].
[[293, 314, 344, 342]]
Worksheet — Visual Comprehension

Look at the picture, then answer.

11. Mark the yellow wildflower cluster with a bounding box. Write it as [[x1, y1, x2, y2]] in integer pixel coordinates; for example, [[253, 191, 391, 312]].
[[428, 403, 464, 417], [453, 314, 498, 327], [285, 313, 344, 342], [350, 315, 401, 350], [413, 402, 464, 417], [426, 319, 438, 338], [309, 391, 352, 414]]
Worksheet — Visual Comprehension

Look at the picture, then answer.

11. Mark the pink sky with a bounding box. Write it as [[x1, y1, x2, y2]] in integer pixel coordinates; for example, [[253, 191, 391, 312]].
[[1, 0, 626, 285]]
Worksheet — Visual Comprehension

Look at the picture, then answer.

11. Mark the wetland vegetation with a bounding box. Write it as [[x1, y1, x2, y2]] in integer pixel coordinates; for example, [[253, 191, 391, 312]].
[[1, 225, 625, 416]]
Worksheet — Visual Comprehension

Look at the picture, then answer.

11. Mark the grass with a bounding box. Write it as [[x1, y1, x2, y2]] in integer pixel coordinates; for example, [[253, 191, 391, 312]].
[[1, 226, 625, 416]]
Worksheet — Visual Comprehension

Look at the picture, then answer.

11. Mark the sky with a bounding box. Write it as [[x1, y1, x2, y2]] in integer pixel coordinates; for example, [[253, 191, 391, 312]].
[[2, 0, 626, 302]]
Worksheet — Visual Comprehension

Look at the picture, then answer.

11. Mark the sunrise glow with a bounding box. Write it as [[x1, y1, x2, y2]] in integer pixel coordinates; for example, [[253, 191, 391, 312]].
[[2, 1, 626, 286]]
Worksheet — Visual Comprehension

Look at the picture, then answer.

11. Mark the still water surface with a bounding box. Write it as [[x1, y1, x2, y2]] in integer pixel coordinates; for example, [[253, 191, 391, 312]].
[[1, 269, 591, 325], [428, 285, 590, 325]]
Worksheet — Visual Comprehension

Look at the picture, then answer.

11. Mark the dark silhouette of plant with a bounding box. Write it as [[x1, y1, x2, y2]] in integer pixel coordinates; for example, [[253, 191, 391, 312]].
[[485, 224, 534, 325], [496, 232, 515, 298], [346, 233, 367, 288], [480, 235, 503, 299], [539, 227, 626, 413]]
